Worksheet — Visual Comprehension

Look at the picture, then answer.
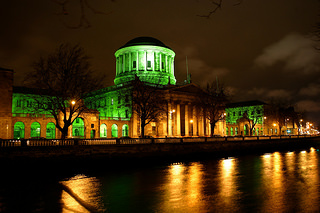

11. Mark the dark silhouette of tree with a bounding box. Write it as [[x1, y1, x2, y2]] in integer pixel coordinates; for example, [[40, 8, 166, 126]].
[[129, 77, 167, 138], [266, 101, 298, 135], [198, 0, 242, 18], [240, 111, 262, 136], [198, 80, 228, 137], [51, 0, 114, 28], [24, 43, 104, 139]]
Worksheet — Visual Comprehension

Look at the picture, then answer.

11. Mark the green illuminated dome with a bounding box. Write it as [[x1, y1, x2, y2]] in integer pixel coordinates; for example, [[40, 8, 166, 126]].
[[114, 37, 176, 85]]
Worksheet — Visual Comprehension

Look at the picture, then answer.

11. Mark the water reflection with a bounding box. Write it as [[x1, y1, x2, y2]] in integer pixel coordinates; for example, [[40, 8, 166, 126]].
[[261, 152, 285, 212], [1, 146, 320, 212], [60, 174, 105, 212], [218, 157, 240, 211], [297, 148, 319, 212], [158, 162, 207, 212]]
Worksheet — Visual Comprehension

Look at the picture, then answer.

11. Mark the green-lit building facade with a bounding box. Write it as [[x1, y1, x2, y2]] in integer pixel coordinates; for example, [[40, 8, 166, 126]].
[[0, 37, 225, 139]]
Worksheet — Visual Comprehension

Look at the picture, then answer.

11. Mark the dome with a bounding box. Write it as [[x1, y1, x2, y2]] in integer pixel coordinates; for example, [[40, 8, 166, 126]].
[[114, 37, 176, 86], [118, 37, 172, 50]]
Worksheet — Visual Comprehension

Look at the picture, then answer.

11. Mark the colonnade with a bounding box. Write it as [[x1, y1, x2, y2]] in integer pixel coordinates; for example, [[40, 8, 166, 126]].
[[167, 103, 211, 137], [116, 50, 174, 75]]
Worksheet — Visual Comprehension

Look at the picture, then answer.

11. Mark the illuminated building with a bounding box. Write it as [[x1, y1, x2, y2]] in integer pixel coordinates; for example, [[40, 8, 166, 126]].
[[0, 37, 224, 139], [225, 100, 299, 136]]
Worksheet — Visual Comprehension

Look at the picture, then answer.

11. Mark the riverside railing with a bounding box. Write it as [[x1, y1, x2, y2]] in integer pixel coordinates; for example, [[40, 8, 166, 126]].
[[0, 135, 316, 148]]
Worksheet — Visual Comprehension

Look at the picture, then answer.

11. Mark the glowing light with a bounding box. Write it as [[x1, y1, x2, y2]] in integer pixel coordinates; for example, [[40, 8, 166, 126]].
[[61, 174, 104, 212], [190, 120, 193, 123], [263, 153, 271, 158], [71, 100, 76, 105]]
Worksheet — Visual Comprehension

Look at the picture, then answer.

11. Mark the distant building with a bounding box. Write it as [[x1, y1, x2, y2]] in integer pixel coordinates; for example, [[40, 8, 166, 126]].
[[0, 37, 225, 139], [225, 100, 299, 136]]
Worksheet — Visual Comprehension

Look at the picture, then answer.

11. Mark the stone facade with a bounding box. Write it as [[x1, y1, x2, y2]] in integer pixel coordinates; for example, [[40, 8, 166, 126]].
[[0, 37, 224, 139]]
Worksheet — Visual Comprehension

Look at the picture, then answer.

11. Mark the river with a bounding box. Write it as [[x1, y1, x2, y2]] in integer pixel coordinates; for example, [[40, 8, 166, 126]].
[[0, 145, 320, 212]]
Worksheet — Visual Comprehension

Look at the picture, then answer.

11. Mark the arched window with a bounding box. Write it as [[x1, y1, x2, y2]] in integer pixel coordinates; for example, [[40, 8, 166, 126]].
[[90, 130, 95, 138], [112, 124, 118, 138], [244, 124, 249, 136], [14, 121, 25, 139], [235, 127, 238, 135], [46, 122, 56, 139], [100, 124, 107, 137], [230, 127, 234, 136], [122, 124, 129, 137], [31, 122, 41, 138], [226, 127, 229, 136], [72, 117, 84, 138]]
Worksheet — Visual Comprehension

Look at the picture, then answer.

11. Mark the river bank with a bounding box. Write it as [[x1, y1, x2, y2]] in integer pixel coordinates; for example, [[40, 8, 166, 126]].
[[1, 137, 319, 167]]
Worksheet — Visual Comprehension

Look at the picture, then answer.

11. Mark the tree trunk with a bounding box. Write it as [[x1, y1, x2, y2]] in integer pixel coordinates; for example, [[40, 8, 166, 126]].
[[141, 119, 146, 138], [210, 122, 215, 137]]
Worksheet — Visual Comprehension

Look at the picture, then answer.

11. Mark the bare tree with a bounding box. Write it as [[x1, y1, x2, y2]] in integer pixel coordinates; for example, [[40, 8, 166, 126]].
[[198, 0, 242, 18], [129, 77, 167, 138], [198, 80, 228, 137], [24, 43, 104, 139], [51, 0, 114, 28], [266, 101, 297, 135], [240, 111, 262, 136]]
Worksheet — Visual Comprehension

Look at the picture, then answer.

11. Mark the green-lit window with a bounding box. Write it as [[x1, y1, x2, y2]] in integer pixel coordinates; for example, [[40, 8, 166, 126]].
[[147, 61, 152, 69], [14, 121, 25, 139], [111, 99, 113, 105], [46, 122, 56, 139], [112, 124, 118, 137], [31, 122, 41, 138], [133, 61, 136, 69], [100, 124, 107, 137], [122, 124, 129, 137]]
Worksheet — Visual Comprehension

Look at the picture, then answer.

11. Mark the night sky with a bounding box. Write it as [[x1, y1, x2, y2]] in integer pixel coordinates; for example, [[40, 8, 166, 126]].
[[1, 0, 320, 125]]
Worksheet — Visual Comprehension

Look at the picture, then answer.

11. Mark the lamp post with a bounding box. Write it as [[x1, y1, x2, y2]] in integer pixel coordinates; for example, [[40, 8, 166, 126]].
[[169, 109, 175, 136], [263, 116, 267, 135], [273, 123, 277, 135], [190, 119, 194, 136]]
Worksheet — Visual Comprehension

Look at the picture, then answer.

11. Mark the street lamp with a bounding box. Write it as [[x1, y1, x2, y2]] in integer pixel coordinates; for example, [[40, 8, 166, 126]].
[[190, 120, 194, 136], [71, 100, 76, 105]]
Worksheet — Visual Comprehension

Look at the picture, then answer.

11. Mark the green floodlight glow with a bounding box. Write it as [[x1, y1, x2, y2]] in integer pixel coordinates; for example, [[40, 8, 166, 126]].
[[14, 121, 25, 139], [111, 124, 118, 137], [46, 122, 56, 139], [72, 117, 84, 138], [226, 105, 264, 124], [114, 44, 176, 85], [31, 122, 41, 138]]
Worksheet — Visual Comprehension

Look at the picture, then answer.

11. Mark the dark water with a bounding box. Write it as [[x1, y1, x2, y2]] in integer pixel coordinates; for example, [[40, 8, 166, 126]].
[[1, 146, 320, 212]]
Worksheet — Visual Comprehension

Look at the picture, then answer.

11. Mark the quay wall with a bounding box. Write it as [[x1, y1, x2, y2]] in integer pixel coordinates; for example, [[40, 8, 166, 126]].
[[1, 137, 319, 163]]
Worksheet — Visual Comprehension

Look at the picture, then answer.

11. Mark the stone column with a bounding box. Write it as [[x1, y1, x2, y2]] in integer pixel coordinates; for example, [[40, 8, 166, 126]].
[[199, 112, 204, 136], [168, 102, 172, 136], [129, 52, 132, 71], [176, 104, 181, 136], [185, 104, 189, 136], [160, 52, 162, 71], [136, 51, 139, 71], [193, 106, 197, 136]]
